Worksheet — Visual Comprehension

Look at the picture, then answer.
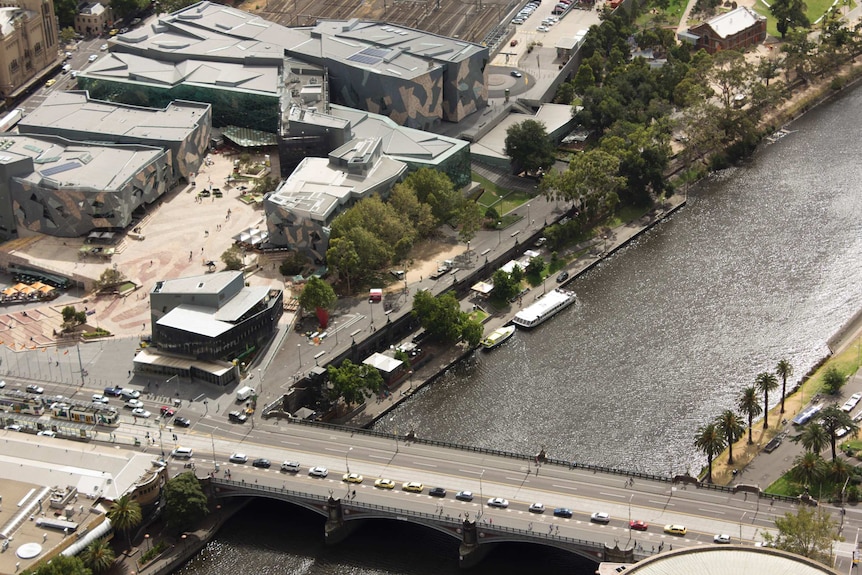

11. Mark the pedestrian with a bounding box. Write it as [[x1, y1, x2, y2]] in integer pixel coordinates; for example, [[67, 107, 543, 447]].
[[128, 369, 131, 377]]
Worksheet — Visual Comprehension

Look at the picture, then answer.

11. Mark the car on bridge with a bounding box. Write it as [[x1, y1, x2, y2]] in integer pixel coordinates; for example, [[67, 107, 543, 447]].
[[487, 497, 509, 508], [309, 466, 328, 478], [664, 524, 687, 536], [252, 458, 271, 469], [553, 508, 573, 518], [629, 520, 648, 531], [402, 482, 424, 493], [455, 491, 474, 501], [529, 503, 545, 513], [591, 512, 611, 524], [374, 478, 395, 489], [229, 453, 248, 464], [713, 534, 732, 544], [281, 461, 300, 473], [429, 487, 447, 497], [343, 473, 363, 484]]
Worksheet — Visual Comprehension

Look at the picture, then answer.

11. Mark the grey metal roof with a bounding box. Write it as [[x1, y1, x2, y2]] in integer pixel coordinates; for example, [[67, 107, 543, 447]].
[[19, 91, 210, 143], [157, 304, 234, 338], [154, 270, 241, 296], [213, 285, 271, 321], [0, 134, 163, 190]]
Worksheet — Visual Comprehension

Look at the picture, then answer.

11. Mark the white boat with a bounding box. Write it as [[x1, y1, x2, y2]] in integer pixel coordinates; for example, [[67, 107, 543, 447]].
[[512, 289, 576, 329], [480, 325, 516, 350]]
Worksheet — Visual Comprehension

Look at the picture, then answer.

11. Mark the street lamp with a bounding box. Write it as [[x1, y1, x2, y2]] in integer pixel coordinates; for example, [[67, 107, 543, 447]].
[[297, 343, 302, 367], [144, 534, 150, 552], [345, 446, 353, 474], [628, 494, 634, 542], [258, 368, 262, 393], [527, 203, 531, 229], [479, 469, 484, 503], [740, 511, 746, 543], [167, 374, 179, 398]]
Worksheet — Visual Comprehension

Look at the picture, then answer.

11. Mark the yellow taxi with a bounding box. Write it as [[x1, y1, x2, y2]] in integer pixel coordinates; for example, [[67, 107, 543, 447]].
[[402, 481, 424, 493], [664, 524, 687, 536], [342, 472, 364, 484], [374, 478, 395, 489], [45, 79, 56, 87], [109, 28, 119, 36]]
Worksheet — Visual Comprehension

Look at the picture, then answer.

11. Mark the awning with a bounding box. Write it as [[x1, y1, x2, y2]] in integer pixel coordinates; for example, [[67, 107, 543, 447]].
[[471, 281, 494, 295]]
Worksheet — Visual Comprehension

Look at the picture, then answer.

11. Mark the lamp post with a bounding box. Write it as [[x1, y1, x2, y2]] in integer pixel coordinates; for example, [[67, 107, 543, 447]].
[[211, 431, 217, 472], [628, 494, 634, 542], [345, 446, 353, 474], [167, 374, 179, 398], [144, 534, 150, 552], [258, 368, 262, 393], [297, 343, 302, 367], [740, 511, 746, 543], [526, 203, 531, 229], [479, 469, 485, 503], [497, 222, 502, 246]]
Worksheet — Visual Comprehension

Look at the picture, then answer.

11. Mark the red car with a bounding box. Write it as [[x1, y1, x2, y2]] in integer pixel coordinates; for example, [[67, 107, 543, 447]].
[[510, 39, 518, 46], [160, 406, 176, 417], [630, 520, 649, 531]]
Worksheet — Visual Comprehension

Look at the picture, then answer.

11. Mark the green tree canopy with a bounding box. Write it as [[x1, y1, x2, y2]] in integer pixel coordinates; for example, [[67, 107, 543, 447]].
[[388, 183, 437, 238], [23, 555, 91, 575], [80, 538, 115, 574], [770, 0, 810, 38], [457, 201, 484, 246], [326, 238, 361, 294], [504, 119, 556, 174], [106, 494, 142, 549], [327, 359, 383, 407], [412, 291, 464, 342], [817, 405, 858, 460], [298, 277, 337, 316], [769, 506, 840, 565], [755, 371, 779, 429], [736, 386, 762, 445], [822, 366, 845, 395], [220, 245, 243, 271], [163, 471, 209, 532], [489, 269, 521, 302], [694, 422, 725, 483], [792, 421, 830, 454], [95, 268, 127, 290], [400, 168, 460, 224], [715, 409, 745, 464]]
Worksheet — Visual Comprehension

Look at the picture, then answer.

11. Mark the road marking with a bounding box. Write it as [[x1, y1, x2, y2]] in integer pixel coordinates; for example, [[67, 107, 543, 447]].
[[324, 447, 342, 453], [700, 508, 724, 515], [279, 440, 299, 446], [368, 454, 390, 460], [413, 461, 438, 468], [459, 469, 481, 475], [506, 476, 526, 481], [649, 500, 673, 506], [553, 484, 576, 490], [599, 491, 624, 498]]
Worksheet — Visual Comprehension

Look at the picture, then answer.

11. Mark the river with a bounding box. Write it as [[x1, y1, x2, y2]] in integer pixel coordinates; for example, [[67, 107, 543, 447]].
[[178, 86, 862, 574]]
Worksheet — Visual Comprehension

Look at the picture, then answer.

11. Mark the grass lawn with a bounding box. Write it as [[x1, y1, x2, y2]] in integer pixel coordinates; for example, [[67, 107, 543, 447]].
[[636, 0, 687, 27], [752, 0, 854, 39], [469, 309, 490, 323], [474, 171, 533, 217]]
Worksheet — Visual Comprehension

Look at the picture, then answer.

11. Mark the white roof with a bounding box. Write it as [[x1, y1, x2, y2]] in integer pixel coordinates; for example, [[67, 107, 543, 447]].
[[363, 352, 403, 374], [514, 289, 572, 324], [157, 304, 234, 337], [707, 7, 763, 39]]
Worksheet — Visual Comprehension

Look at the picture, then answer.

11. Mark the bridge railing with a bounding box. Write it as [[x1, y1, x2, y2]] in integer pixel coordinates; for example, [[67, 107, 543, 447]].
[[209, 478, 607, 548]]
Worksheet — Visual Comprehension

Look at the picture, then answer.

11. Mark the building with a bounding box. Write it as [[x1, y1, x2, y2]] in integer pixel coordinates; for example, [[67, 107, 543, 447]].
[[75, 2, 112, 38], [0, 0, 59, 99], [264, 136, 407, 260], [19, 90, 212, 183], [682, 7, 766, 54], [0, 133, 170, 240], [77, 1, 488, 132], [142, 271, 283, 385]]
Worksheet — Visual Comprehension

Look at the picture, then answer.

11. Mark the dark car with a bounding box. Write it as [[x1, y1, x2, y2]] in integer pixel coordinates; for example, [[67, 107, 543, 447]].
[[26, 384, 44, 394], [455, 491, 474, 502], [228, 411, 247, 423], [252, 458, 271, 469], [556, 271, 569, 283], [553, 508, 573, 518], [173, 416, 191, 428], [104, 386, 123, 397], [429, 487, 447, 497]]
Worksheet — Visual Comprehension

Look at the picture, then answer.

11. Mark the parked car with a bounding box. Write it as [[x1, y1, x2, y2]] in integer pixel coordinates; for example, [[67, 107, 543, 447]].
[[374, 478, 395, 489], [536, 25, 550, 32], [229, 453, 248, 464], [556, 271, 569, 283], [252, 458, 271, 469], [26, 385, 44, 394], [309, 466, 328, 478], [553, 508, 573, 518], [842, 392, 862, 412], [174, 416, 191, 427], [487, 497, 509, 508], [429, 487, 447, 497], [37, 430, 56, 437], [455, 491, 474, 501], [590, 512, 611, 524]]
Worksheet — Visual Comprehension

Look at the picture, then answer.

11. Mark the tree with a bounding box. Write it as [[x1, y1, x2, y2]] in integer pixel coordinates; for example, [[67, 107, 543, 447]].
[[95, 268, 126, 290], [110, 0, 148, 19], [504, 119, 556, 174], [737, 386, 762, 444], [326, 238, 360, 294], [80, 538, 115, 574], [411, 291, 464, 342], [694, 422, 725, 483], [298, 277, 337, 328], [163, 471, 209, 532], [789, 451, 826, 487], [61, 305, 87, 328], [22, 555, 91, 575], [220, 245, 243, 270], [792, 421, 829, 454], [327, 359, 383, 407], [541, 149, 623, 219], [573, 62, 596, 95], [159, 0, 200, 13], [525, 256, 545, 279], [54, 0, 78, 28], [106, 494, 142, 550], [388, 183, 436, 239], [400, 168, 459, 224], [776, 359, 793, 414], [771, 506, 840, 565], [460, 318, 484, 347], [457, 201, 484, 247], [817, 405, 858, 460], [770, 0, 810, 39], [489, 269, 520, 302], [59, 26, 78, 44], [715, 409, 744, 464], [755, 371, 779, 429], [822, 366, 845, 394]]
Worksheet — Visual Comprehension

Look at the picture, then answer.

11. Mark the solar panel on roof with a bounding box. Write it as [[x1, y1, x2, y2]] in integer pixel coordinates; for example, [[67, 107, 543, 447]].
[[40, 161, 81, 177], [362, 47, 390, 58], [347, 54, 381, 65]]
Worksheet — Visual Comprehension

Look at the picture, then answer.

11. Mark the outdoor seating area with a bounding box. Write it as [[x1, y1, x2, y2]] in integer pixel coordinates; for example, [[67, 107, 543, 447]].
[[1, 281, 57, 304]]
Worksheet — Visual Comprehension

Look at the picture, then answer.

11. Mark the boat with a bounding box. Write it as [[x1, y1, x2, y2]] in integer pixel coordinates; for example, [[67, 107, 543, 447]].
[[512, 288, 576, 329], [480, 325, 516, 350]]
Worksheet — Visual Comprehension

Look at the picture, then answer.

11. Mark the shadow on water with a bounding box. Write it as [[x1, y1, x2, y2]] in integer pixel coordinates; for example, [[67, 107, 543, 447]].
[[175, 500, 597, 575]]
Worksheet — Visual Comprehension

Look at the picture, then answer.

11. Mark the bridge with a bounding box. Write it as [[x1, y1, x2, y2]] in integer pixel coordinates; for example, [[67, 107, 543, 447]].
[[208, 477, 634, 567]]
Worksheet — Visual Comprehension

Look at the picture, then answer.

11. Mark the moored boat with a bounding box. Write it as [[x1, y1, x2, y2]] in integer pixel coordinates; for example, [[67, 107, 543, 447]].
[[512, 289, 576, 329], [480, 325, 516, 350]]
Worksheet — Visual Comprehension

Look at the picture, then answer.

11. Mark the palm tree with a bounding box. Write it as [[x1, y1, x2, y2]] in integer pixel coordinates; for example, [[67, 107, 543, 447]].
[[755, 371, 779, 429], [817, 405, 859, 460], [694, 422, 726, 483], [792, 421, 830, 454], [789, 451, 825, 486], [776, 359, 793, 414], [715, 409, 745, 464], [81, 538, 115, 574], [106, 494, 142, 550], [825, 457, 852, 483], [737, 386, 763, 444]]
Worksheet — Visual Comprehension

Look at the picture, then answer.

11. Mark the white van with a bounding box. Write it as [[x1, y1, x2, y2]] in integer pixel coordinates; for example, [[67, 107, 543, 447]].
[[236, 385, 254, 402], [281, 461, 300, 473], [171, 447, 194, 459]]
